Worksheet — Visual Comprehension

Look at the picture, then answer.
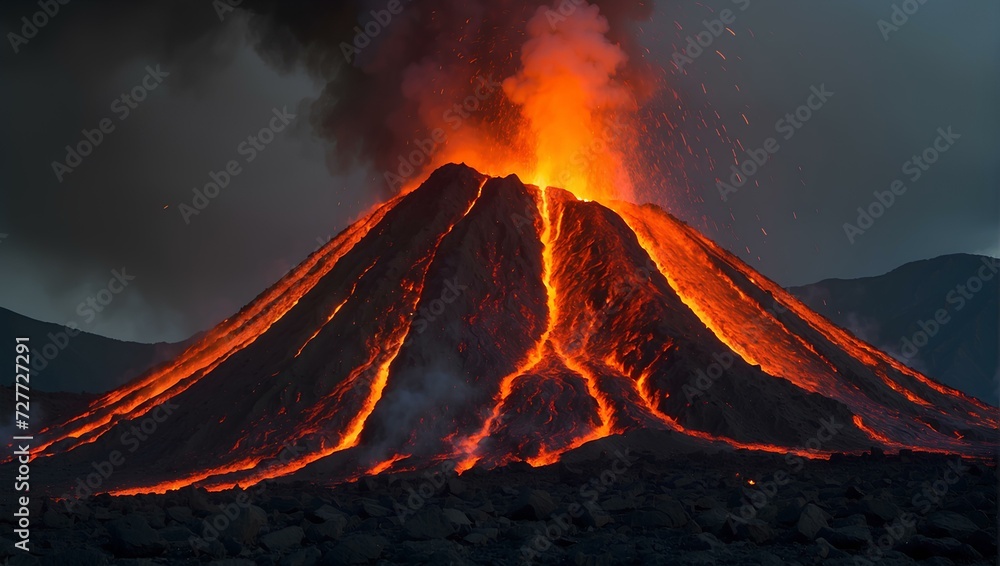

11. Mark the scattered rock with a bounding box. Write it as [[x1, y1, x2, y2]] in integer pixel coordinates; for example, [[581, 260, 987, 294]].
[[165, 506, 194, 523], [281, 547, 322, 566], [360, 499, 391, 518], [816, 524, 871, 549], [730, 518, 774, 544], [858, 495, 899, 524], [41, 509, 73, 529], [797, 503, 830, 539], [212, 505, 267, 546], [441, 508, 473, 531], [900, 535, 983, 561], [106, 515, 168, 558], [325, 534, 388, 565], [508, 489, 557, 521], [304, 515, 347, 542], [260, 526, 305, 552], [922, 510, 980, 540], [402, 506, 456, 540], [628, 508, 686, 529]]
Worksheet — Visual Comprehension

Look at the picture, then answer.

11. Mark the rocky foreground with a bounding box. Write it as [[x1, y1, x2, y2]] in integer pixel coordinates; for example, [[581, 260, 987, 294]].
[[1, 434, 996, 565]]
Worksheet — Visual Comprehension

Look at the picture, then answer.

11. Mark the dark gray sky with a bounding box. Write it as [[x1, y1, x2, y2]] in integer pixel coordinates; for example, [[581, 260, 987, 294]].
[[1, 0, 997, 343]]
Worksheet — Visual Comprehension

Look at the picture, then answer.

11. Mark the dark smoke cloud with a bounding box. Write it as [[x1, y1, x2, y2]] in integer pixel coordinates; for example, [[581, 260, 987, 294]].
[[237, 0, 655, 194]]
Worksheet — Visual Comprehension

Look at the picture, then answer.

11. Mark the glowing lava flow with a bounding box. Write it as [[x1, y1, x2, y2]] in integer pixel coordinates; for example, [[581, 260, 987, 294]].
[[452, 188, 559, 473], [454, 187, 616, 472], [294, 259, 379, 359], [606, 202, 990, 452]]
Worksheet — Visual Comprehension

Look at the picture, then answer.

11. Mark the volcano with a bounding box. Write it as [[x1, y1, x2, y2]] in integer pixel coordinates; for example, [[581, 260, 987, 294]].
[[32, 164, 998, 496]]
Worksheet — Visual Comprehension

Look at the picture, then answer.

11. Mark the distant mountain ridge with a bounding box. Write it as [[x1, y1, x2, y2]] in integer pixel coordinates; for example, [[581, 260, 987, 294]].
[[0, 306, 193, 393], [790, 253, 999, 406]]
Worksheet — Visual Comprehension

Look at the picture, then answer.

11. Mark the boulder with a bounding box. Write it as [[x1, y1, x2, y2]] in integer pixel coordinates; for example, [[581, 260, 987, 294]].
[[507, 490, 556, 520], [106, 515, 168, 558], [797, 503, 830, 539], [260, 526, 305, 552], [402, 506, 456, 540]]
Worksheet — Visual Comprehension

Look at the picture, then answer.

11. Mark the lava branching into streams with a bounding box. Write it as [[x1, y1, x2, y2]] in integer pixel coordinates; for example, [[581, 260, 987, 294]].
[[26, 2, 999, 496]]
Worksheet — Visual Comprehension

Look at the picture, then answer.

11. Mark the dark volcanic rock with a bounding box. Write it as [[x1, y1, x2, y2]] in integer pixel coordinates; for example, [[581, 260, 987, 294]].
[[817, 525, 871, 549], [797, 503, 831, 539], [900, 535, 983, 560], [105, 515, 168, 558], [402, 506, 457, 540], [324, 534, 389, 565], [260, 526, 305, 552], [507, 489, 557, 521], [921, 510, 980, 540]]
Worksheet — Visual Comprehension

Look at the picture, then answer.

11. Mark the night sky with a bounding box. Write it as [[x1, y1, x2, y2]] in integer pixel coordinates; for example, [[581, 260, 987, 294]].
[[1, 0, 997, 343]]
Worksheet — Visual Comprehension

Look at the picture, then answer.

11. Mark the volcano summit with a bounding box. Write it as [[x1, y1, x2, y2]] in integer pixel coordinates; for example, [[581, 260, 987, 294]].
[[32, 164, 998, 496]]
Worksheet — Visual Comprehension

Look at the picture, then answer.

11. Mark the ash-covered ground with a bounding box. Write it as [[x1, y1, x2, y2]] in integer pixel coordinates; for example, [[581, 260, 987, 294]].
[[1, 431, 995, 565]]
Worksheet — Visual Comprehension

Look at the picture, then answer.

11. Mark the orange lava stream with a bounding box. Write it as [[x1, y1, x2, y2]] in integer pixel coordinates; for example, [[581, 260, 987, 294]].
[[677, 220, 997, 430], [609, 203, 837, 396], [455, 188, 616, 472], [108, 459, 263, 497], [453, 189, 559, 473], [851, 415, 903, 450], [367, 453, 410, 476], [294, 259, 379, 359], [525, 352, 615, 466], [606, 204, 993, 453]]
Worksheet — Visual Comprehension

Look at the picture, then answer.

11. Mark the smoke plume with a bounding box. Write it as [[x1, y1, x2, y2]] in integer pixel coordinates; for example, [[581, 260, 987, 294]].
[[238, 0, 655, 196]]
